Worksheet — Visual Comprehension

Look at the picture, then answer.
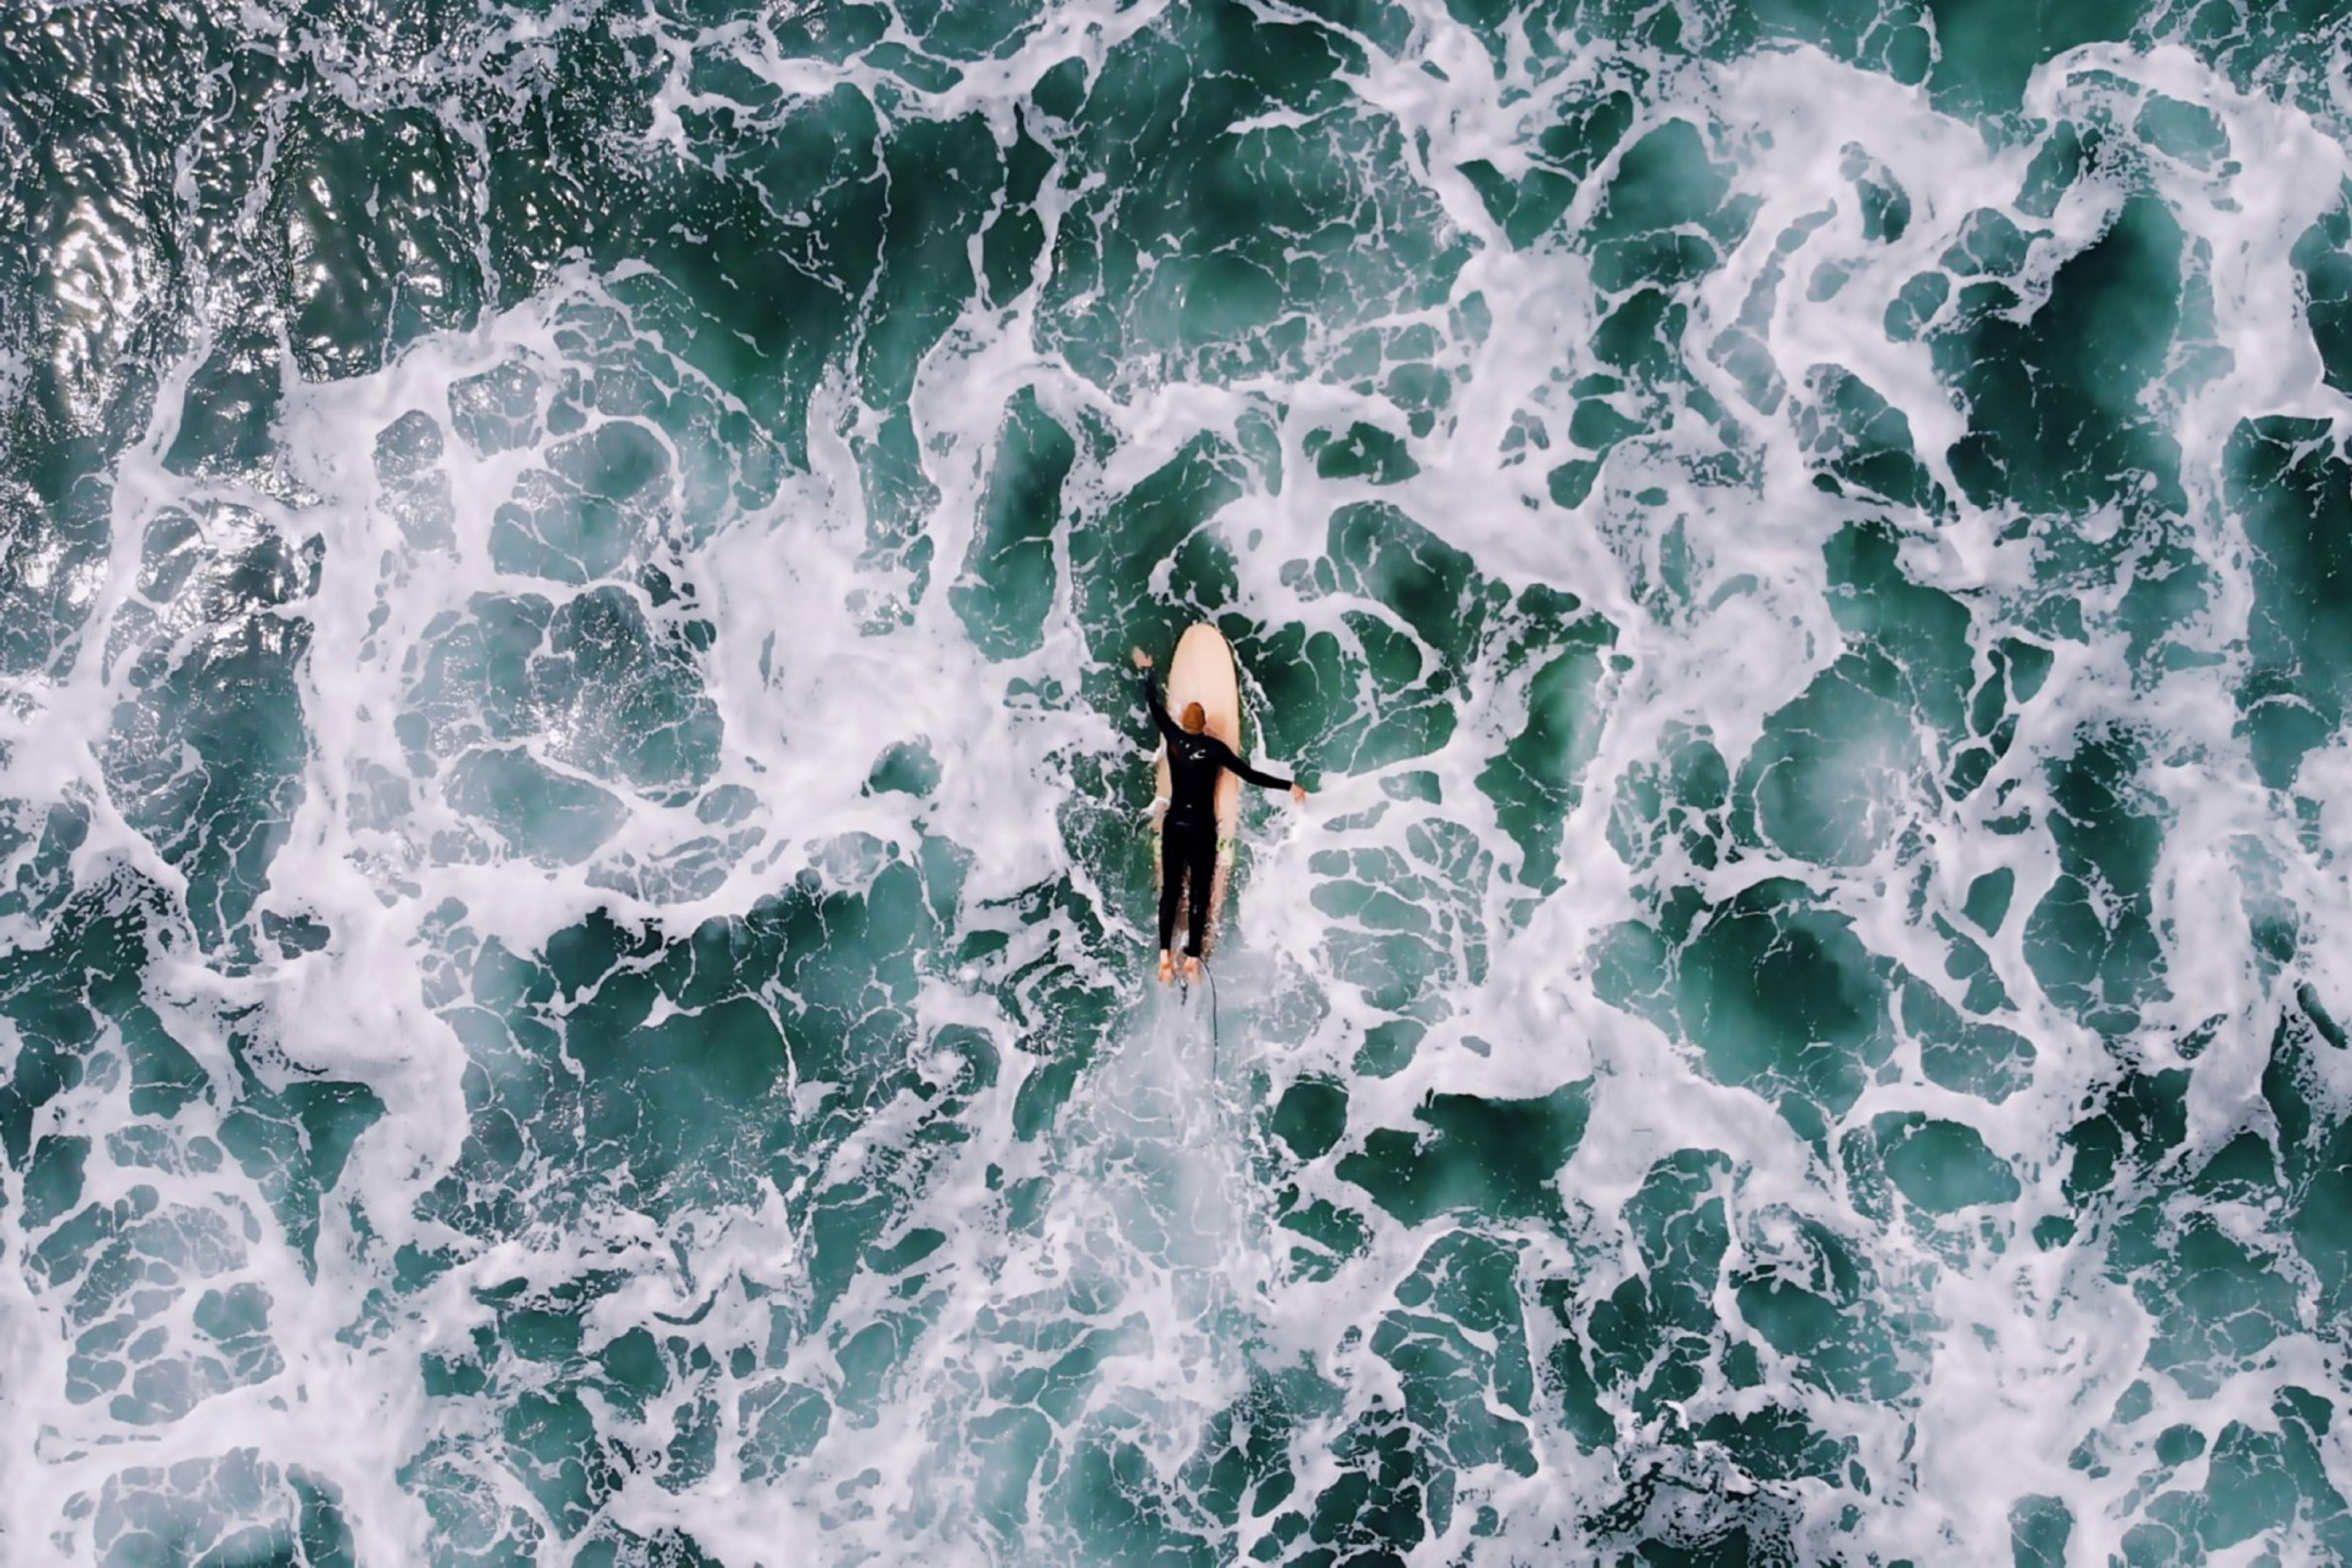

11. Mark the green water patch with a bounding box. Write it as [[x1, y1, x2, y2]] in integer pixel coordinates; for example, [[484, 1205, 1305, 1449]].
[[0, 788, 90, 932], [413, 839, 994, 1343], [2112, 1202, 2302, 1400], [475, 24, 665, 309], [0, 2, 217, 515], [1441, 0, 1936, 93], [0, 884, 202, 1167], [2022, 728, 2170, 1039], [23, 1133, 90, 1231], [1325, 314, 1475, 440], [1071, 434, 1245, 671], [1265, 1076, 1370, 1283], [491, 422, 673, 585], [1608, 722, 1730, 876], [441, 748, 628, 867], [374, 410, 458, 552], [2225, 418, 2352, 790], [1733, 1210, 1920, 1404], [952, 388, 1075, 660], [1336, 1080, 1589, 1226], [1697, 1403, 1856, 1485], [2060, 1066, 2188, 1216], [1163, 1363, 1339, 1542], [2012, 1493, 2073, 1566], [33, 1182, 279, 1426], [218, 1031, 383, 1274], [1881, 270, 1948, 345], [1262, 502, 1616, 891], [1458, 88, 1637, 250], [1965, 867, 2015, 934], [1306, 421, 1420, 484], [401, 1441, 551, 1562], [2262, 1003, 2352, 1332], [1711, 211, 1825, 415], [448, 360, 545, 458], [0, 906, 337, 1441], [1278, 1194, 1373, 1284], [1585, 118, 1755, 295], [1043, 1430, 1215, 1563], [2294, 185, 2352, 397], [1899, 973, 2035, 1104], [536, 589, 722, 799], [865, 739, 941, 800], [1254, 1404, 1442, 1558], [1270, 1076, 1349, 1161], [1735, 644, 1930, 867], [1731, 514, 2041, 860], [463, 1316, 620, 1542], [1477, 616, 1616, 895], [270, 100, 483, 381], [1276, 500, 1480, 766], [967, 1404, 1054, 1536], [1939, 192, 2185, 522], [1920, 893, 2016, 1016], [1309, 826, 1491, 1032], [1945, 208, 2038, 280], [100, 505, 318, 957], [1794, 368, 1940, 515], [2120, 1393, 2352, 1564], [1581, 1148, 1730, 1422], [1038, 0, 1468, 389], [395, 853, 1006, 1545], [1594, 878, 1895, 1140], [2050, 1036, 2345, 1404], [1593, 287, 1689, 386], [996, 903, 1125, 1143], [401, 594, 553, 763], [73, 1450, 358, 1568], [1920, 0, 2133, 113], [1841, 143, 1912, 244], [1370, 1231, 1540, 1480], [401, 584, 722, 856], [1542, 118, 1755, 511], [540, 293, 784, 545], [1849, 1112, 2020, 1216], [853, 112, 1001, 412], [481, 60, 985, 478], [838, 112, 1004, 598]]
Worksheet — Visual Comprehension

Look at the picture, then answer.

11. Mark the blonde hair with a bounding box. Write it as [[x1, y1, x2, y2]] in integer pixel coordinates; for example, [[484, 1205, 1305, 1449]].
[[1181, 701, 1207, 733]]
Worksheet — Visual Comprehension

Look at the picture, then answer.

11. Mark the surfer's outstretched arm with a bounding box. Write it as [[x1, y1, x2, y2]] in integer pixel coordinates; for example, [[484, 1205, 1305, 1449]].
[[1217, 744, 1294, 794], [1134, 658, 1183, 744]]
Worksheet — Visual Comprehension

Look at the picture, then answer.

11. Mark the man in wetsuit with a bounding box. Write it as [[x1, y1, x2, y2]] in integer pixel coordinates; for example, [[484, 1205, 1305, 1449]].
[[1131, 646, 1307, 984]]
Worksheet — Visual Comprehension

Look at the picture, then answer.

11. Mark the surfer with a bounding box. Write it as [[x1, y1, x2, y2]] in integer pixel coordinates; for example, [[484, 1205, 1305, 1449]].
[[1131, 646, 1307, 985]]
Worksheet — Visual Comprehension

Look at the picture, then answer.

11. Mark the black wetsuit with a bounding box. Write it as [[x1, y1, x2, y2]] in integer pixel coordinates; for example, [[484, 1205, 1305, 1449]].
[[1142, 668, 1293, 958]]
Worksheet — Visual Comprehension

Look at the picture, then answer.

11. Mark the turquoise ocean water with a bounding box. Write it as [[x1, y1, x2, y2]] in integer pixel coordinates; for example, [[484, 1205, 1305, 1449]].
[[5, 0, 2352, 1561]]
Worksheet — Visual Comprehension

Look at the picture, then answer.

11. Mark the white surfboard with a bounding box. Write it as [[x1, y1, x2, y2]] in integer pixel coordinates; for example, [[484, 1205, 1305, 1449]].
[[1153, 621, 1244, 957]]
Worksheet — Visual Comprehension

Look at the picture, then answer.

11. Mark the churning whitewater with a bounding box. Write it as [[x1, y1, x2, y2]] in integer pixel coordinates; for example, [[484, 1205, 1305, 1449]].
[[4, 0, 2352, 1561]]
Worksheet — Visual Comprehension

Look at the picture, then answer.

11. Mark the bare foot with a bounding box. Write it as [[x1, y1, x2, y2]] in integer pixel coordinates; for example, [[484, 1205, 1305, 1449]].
[[1183, 956, 1202, 984], [1158, 952, 1175, 985]]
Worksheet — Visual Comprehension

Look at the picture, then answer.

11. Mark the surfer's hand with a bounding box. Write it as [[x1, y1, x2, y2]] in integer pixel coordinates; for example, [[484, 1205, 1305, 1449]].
[[1291, 783, 1308, 804], [1130, 647, 1152, 669]]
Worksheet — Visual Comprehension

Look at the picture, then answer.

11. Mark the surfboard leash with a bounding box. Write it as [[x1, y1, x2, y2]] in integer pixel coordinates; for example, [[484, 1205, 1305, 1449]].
[[1202, 959, 1221, 1105]]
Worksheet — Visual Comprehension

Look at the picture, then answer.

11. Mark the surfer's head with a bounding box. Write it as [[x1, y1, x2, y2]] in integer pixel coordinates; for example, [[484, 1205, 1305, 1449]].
[[1181, 701, 1207, 734]]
